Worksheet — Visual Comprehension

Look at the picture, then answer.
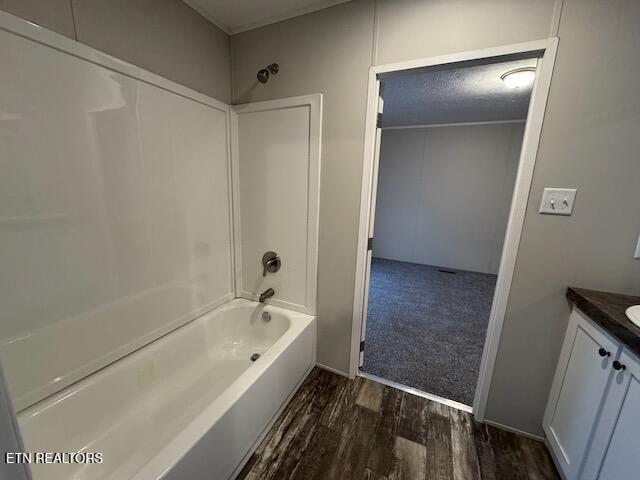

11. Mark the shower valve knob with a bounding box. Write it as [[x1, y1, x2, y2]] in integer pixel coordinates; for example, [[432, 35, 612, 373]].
[[262, 251, 281, 276]]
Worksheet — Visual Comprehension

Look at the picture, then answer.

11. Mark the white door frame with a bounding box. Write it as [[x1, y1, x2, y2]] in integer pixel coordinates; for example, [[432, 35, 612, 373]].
[[349, 38, 559, 421]]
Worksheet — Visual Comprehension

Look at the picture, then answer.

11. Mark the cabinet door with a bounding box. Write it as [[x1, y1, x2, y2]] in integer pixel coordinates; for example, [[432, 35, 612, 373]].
[[581, 348, 640, 480], [543, 308, 620, 480]]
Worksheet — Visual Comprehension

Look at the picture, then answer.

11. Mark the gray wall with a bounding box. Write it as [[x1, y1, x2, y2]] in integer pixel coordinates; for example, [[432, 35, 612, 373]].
[[485, 0, 640, 435], [0, 0, 231, 102], [231, 0, 376, 372], [373, 0, 557, 65], [231, 0, 640, 437], [374, 124, 523, 274]]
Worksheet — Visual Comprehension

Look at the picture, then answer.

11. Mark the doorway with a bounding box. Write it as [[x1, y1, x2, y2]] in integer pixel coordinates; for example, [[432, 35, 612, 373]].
[[351, 40, 558, 419]]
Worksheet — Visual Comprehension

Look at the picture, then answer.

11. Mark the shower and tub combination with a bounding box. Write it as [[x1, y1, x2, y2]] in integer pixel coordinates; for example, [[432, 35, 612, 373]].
[[0, 11, 321, 480]]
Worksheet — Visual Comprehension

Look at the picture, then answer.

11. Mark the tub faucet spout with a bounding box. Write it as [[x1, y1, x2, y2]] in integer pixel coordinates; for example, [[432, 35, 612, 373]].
[[259, 288, 275, 303]]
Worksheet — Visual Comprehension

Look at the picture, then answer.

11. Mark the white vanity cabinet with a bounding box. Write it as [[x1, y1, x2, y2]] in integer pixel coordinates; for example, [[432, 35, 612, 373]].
[[543, 308, 621, 479], [579, 347, 640, 480], [543, 306, 640, 480]]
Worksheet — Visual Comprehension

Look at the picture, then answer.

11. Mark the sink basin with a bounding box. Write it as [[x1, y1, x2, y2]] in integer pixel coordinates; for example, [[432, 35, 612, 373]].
[[626, 305, 640, 328]]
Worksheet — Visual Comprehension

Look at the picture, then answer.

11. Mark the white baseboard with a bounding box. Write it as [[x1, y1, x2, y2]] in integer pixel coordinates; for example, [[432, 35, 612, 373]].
[[545, 438, 567, 480], [483, 419, 545, 442], [316, 362, 349, 377]]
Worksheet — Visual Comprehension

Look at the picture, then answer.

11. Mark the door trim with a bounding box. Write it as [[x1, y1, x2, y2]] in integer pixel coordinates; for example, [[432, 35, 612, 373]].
[[359, 371, 473, 413], [358, 82, 383, 368], [349, 38, 559, 422]]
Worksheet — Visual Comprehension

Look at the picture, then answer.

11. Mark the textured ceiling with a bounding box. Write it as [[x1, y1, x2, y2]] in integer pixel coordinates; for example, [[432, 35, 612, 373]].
[[184, 0, 352, 34], [381, 58, 538, 128]]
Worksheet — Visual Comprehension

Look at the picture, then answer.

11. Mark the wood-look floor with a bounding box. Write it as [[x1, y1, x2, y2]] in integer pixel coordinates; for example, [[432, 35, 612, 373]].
[[238, 367, 559, 480]]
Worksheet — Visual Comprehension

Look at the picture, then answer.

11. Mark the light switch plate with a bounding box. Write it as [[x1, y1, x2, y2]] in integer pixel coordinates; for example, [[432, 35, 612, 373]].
[[539, 188, 577, 215], [634, 234, 640, 259]]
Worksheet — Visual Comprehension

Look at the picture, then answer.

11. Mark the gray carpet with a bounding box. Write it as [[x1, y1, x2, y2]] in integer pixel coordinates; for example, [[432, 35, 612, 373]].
[[362, 258, 496, 406]]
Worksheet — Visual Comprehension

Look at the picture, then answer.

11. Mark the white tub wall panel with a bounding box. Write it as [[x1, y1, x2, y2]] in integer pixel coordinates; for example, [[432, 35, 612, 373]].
[[233, 95, 322, 315], [238, 105, 309, 307], [0, 363, 29, 480], [0, 24, 234, 411]]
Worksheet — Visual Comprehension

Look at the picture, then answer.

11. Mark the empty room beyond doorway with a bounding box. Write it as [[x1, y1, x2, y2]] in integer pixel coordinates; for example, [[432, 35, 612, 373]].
[[361, 56, 536, 407], [364, 259, 496, 405]]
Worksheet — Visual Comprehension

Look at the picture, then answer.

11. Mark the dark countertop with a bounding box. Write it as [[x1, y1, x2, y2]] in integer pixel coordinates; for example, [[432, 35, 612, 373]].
[[567, 287, 640, 356]]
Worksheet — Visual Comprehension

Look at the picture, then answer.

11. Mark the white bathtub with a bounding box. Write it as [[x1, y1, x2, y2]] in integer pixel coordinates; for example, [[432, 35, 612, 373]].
[[17, 298, 316, 480]]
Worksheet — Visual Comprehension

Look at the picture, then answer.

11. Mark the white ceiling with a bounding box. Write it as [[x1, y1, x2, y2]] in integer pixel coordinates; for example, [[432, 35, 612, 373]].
[[184, 0, 352, 34], [381, 58, 538, 128]]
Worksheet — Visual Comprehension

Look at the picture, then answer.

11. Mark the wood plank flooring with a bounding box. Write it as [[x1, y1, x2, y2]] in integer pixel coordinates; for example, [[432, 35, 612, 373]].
[[238, 367, 559, 480]]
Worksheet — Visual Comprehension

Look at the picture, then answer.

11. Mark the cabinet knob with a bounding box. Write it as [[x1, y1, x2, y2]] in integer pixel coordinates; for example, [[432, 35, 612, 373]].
[[598, 348, 611, 358], [613, 360, 626, 371]]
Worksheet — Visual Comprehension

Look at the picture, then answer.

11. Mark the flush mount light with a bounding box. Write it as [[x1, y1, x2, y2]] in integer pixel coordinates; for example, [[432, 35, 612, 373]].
[[501, 67, 536, 88]]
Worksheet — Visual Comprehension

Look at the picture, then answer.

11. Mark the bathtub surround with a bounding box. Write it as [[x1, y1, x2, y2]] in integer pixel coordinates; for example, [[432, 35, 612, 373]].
[[232, 95, 322, 315], [0, 13, 234, 410], [239, 367, 559, 479]]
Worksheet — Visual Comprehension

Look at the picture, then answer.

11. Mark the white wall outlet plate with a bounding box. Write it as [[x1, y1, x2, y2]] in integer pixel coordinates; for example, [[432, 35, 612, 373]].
[[634, 234, 640, 259], [539, 188, 577, 215]]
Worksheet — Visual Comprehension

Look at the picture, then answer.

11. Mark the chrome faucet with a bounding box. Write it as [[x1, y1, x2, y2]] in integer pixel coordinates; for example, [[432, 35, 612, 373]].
[[259, 288, 275, 303]]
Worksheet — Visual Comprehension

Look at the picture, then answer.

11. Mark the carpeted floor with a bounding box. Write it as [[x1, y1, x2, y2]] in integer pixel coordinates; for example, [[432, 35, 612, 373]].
[[362, 258, 496, 406]]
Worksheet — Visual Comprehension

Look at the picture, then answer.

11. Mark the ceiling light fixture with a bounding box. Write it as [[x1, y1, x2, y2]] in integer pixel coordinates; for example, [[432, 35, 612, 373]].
[[501, 67, 536, 88]]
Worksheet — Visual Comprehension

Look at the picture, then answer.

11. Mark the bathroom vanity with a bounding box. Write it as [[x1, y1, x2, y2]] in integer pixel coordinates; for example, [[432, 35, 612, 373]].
[[543, 287, 640, 480]]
